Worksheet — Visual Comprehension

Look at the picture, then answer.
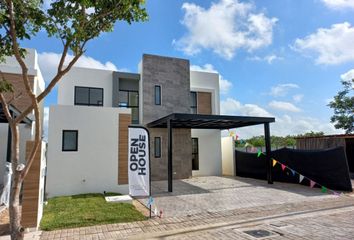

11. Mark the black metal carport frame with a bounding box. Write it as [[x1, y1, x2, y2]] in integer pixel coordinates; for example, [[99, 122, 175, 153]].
[[147, 113, 275, 192], [0, 104, 33, 162]]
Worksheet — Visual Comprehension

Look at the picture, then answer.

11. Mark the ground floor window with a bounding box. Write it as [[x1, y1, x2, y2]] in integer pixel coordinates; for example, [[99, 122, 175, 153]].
[[192, 138, 199, 170], [154, 137, 161, 158], [62, 130, 78, 151]]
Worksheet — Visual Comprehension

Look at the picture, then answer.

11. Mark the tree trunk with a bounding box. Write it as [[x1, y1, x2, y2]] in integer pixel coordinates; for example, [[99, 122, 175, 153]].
[[8, 124, 24, 240]]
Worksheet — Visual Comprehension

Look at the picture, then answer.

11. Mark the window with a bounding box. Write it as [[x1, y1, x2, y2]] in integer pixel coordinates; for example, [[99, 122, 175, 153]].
[[62, 130, 78, 151], [190, 91, 197, 114], [155, 85, 161, 105], [192, 138, 199, 170], [118, 90, 139, 124], [154, 137, 161, 158], [75, 86, 103, 106]]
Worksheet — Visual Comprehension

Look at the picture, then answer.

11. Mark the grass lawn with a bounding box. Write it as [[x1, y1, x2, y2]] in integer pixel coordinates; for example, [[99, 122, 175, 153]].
[[40, 193, 146, 231]]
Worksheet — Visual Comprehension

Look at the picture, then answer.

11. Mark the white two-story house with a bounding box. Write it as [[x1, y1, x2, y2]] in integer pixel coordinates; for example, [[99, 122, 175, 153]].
[[47, 54, 222, 197]]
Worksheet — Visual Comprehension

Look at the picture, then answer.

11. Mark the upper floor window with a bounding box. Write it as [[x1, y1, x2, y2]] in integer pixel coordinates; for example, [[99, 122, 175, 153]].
[[75, 86, 103, 106], [190, 91, 197, 114], [119, 90, 139, 124], [155, 85, 161, 105]]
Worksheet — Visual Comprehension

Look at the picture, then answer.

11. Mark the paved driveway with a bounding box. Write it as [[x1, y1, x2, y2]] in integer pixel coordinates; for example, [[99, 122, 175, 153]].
[[140, 176, 338, 218]]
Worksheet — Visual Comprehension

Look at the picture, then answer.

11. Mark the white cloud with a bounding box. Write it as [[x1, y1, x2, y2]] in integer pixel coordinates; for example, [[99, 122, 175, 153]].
[[247, 54, 283, 64], [269, 100, 301, 112], [292, 22, 354, 65], [292, 94, 304, 103], [38, 52, 124, 82], [269, 83, 299, 97], [190, 64, 233, 94], [174, 0, 278, 60], [341, 68, 354, 82], [221, 98, 273, 117], [220, 97, 341, 138], [321, 0, 354, 10]]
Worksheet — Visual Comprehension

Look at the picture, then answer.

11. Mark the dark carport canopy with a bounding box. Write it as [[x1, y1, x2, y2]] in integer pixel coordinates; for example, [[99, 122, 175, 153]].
[[147, 113, 275, 192]]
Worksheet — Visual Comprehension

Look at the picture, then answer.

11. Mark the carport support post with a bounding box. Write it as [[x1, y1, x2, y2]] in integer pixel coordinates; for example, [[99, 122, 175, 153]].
[[6, 124, 11, 162], [167, 119, 173, 192], [264, 123, 273, 184]]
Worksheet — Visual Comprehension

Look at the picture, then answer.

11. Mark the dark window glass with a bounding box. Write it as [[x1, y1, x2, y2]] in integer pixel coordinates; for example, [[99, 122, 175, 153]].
[[129, 91, 139, 107], [191, 91, 197, 114], [131, 108, 139, 124], [154, 137, 161, 158], [192, 138, 199, 170], [75, 87, 89, 105], [118, 91, 128, 107], [62, 130, 78, 151], [155, 85, 161, 105], [89, 88, 104, 105], [75, 87, 103, 106]]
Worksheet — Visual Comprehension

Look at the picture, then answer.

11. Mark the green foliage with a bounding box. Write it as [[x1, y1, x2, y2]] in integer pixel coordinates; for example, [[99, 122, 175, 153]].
[[0, 0, 148, 60], [40, 193, 146, 231], [235, 131, 325, 148], [0, 79, 14, 93], [328, 79, 354, 134]]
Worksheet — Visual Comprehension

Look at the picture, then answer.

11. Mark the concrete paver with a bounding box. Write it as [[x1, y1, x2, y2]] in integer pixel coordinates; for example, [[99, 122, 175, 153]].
[[38, 176, 354, 239]]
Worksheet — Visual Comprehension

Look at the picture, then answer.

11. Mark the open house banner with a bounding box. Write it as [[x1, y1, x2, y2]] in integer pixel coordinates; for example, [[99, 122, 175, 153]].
[[128, 126, 150, 196]]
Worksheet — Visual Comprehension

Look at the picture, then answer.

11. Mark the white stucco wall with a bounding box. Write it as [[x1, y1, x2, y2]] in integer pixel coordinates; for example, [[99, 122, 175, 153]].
[[190, 70, 220, 115], [46, 105, 130, 197], [37, 141, 47, 227], [57, 67, 113, 107], [0, 49, 38, 76], [191, 129, 222, 177], [222, 136, 235, 176]]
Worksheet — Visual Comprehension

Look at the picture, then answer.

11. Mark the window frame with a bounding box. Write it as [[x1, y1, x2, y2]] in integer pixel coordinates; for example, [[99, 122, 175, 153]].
[[62, 130, 78, 152], [190, 91, 198, 114], [154, 85, 161, 105], [154, 137, 161, 158], [192, 138, 199, 171], [118, 89, 139, 124], [74, 86, 104, 107]]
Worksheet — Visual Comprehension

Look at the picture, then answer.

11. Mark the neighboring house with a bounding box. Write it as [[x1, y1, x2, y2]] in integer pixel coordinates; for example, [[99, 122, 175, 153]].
[[0, 49, 46, 228], [47, 54, 222, 197]]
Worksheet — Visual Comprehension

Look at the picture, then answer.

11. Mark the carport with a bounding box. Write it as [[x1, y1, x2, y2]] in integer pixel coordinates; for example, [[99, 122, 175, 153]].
[[147, 113, 275, 192], [0, 104, 33, 163]]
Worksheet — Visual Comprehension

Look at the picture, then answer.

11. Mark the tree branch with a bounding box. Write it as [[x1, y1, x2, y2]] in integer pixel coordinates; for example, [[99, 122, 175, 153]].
[[0, 92, 13, 123], [6, 0, 41, 180]]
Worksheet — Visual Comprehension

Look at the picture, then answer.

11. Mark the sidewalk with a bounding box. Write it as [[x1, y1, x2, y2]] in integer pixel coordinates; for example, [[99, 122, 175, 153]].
[[39, 194, 354, 240]]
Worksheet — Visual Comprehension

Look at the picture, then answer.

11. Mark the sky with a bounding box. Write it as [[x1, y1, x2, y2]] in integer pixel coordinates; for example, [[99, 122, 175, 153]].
[[23, 0, 354, 138]]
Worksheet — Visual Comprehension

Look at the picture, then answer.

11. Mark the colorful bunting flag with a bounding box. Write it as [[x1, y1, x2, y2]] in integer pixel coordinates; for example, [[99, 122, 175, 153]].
[[321, 186, 327, 193], [299, 175, 304, 183], [290, 169, 296, 176], [272, 159, 277, 167], [310, 180, 316, 188], [257, 150, 264, 157], [281, 164, 286, 171]]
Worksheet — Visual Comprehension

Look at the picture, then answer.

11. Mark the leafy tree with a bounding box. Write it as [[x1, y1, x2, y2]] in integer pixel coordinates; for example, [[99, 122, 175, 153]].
[[328, 79, 354, 134], [0, 1, 147, 239]]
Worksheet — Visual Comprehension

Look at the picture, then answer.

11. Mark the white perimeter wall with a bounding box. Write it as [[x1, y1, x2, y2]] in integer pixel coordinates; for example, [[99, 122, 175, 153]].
[[192, 129, 222, 177], [222, 136, 235, 176], [57, 67, 113, 107], [190, 70, 220, 115], [0, 124, 32, 186], [46, 105, 130, 197]]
